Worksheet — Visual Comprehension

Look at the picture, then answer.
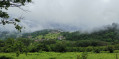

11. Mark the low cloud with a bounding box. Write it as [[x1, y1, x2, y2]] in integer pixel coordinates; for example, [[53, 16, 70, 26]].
[[1, 0, 119, 32]]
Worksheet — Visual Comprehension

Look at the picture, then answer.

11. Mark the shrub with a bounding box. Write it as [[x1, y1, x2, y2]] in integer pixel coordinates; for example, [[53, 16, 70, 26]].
[[16, 51, 20, 57], [49, 57, 56, 59], [0, 56, 13, 59], [114, 50, 119, 53], [81, 52, 88, 59], [100, 51, 109, 53], [93, 47, 101, 53], [77, 55, 81, 59], [107, 45, 114, 53], [86, 46, 93, 52]]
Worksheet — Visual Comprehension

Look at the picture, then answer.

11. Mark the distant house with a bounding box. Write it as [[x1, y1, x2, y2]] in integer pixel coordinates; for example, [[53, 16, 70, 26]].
[[58, 36, 65, 40], [28, 36, 32, 39]]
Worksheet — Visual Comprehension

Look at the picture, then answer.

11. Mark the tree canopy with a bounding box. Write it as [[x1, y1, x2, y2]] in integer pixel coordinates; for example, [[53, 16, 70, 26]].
[[0, 0, 32, 31]]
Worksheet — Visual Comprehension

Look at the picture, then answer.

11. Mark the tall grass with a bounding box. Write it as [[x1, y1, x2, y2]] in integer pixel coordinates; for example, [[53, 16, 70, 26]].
[[0, 52, 119, 59], [116, 54, 118, 59]]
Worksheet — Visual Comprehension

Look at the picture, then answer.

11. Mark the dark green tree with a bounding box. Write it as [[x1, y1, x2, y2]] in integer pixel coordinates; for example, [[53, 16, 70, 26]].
[[107, 45, 114, 53], [4, 38, 15, 52]]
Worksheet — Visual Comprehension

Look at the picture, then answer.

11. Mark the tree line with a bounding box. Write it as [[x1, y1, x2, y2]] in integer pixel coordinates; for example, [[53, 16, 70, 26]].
[[0, 38, 119, 53]]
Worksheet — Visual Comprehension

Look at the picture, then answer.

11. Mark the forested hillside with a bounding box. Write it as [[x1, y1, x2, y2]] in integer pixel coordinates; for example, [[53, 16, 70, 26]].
[[0, 23, 119, 54]]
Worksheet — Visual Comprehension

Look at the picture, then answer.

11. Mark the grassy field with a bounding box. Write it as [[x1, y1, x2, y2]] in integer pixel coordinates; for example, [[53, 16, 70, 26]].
[[0, 52, 119, 59]]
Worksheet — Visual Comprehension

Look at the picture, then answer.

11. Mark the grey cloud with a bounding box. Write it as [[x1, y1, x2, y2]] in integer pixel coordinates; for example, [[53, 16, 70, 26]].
[[1, 0, 119, 32]]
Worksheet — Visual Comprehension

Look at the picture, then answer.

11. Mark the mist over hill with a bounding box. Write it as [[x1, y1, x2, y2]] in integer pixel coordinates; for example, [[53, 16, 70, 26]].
[[0, 22, 118, 41], [1, 0, 119, 39], [1, 0, 119, 32]]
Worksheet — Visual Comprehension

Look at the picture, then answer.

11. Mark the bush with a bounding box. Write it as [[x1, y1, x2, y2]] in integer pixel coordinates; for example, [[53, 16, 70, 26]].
[[38, 49, 43, 53], [100, 51, 109, 53], [77, 55, 81, 59], [114, 50, 119, 53], [0, 56, 13, 59], [86, 46, 93, 52], [107, 45, 114, 53], [93, 47, 101, 53], [50, 43, 66, 52], [16, 51, 20, 57], [81, 52, 88, 59], [49, 57, 56, 59]]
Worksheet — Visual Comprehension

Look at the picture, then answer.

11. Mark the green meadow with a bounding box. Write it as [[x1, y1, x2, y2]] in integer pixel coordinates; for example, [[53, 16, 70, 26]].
[[0, 52, 119, 59]]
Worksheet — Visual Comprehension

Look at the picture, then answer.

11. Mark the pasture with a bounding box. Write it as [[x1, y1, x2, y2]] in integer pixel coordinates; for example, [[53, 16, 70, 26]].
[[0, 52, 119, 59]]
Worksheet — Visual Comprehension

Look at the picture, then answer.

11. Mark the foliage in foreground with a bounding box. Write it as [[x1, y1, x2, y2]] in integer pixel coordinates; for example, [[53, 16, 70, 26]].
[[0, 56, 13, 59]]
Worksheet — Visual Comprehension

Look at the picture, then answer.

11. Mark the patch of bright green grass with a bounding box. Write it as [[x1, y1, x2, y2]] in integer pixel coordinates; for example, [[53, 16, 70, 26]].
[[0, 52, 119, 59]]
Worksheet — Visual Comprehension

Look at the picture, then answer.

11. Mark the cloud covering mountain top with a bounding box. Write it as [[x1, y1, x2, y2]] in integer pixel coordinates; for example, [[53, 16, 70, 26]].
[[1, 0, 119, 32]]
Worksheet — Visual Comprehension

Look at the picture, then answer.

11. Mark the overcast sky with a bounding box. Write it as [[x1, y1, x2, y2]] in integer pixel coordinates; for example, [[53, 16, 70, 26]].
[[2, 0, 119, 32]]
